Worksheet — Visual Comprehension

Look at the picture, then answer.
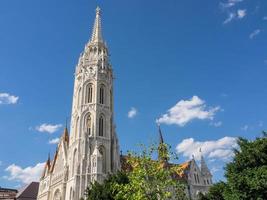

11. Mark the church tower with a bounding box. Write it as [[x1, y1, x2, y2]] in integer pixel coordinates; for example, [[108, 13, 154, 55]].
[[65, 7, 120, 199]]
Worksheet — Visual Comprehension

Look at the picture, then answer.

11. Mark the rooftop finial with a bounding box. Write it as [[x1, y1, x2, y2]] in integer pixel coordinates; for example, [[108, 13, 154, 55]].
[[90, 6, 103, 43]]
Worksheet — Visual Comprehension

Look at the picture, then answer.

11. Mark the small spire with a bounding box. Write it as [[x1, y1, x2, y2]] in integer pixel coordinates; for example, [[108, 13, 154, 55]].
[[200, 150, 212, 176], [62, 125, 69, 143], [90, 6, 103, 43], [158, 124, 164, 144], [46, 152, 51, 168]]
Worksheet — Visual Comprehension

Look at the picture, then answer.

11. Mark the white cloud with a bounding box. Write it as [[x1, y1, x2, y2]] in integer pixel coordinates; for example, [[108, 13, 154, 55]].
[[221, 0, 246, 24], [36, 123, 62, 134], [249, 29, 261, 39], [237, 9, 246, 19], [48, 138, 60, 144], [176, 137, 237, 161], [157, 96, 220, 127], [220, 0, 244, 8], [211, 166, 221, 173], [210, 121, 223, 127], [5, 162, 45, 184], [128, 107, 138, 118], [263, 16, 267, 21], [0, 93, 19, 105], [241, 125, 249, 131], [223, 9, 246, 24], [223, 12, 236, 24]]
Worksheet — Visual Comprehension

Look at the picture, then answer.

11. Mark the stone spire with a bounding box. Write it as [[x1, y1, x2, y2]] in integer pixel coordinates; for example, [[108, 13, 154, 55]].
[[90, 6, 103, 43], [47, 153, 51, 167], [200, 149, 211, 176], [159, 125, 164, 145], [62, 127, 69, 144]]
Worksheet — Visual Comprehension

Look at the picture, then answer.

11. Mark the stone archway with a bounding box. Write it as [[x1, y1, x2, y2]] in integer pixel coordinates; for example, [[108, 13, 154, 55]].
[[53, 189, 61, 200]]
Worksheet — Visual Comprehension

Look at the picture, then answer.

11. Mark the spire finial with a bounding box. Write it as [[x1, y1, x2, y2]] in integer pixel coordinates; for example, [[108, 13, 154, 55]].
[[90, 6, 103, 43], [96, 6, 101, 14]]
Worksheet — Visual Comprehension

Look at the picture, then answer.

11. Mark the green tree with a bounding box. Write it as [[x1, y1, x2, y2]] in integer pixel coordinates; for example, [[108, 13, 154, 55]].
[[199, 133, 267, 200], [114, 143, 188, 200], [84, 171, 129, 200], [223, 134, 267, 200], [198, 181, 226, 200]]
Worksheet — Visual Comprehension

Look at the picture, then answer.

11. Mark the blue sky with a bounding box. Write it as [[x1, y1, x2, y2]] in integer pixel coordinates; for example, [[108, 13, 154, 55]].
[[0, 0, 267, 188]]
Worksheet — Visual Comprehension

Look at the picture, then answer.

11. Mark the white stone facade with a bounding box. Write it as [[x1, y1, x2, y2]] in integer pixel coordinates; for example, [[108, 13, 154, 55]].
[[37, 7, 120, 200], [185, 158, 213, 200]]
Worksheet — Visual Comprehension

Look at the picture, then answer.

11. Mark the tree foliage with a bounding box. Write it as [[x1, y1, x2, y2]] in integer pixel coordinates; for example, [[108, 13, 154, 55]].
[[113, 143, 187, 200], [223, 134, 267, 200], [200, 133, 267, 200], [85, 143, 187, 200], [84, 171, 129, 200], [198, 182, 226, 200]]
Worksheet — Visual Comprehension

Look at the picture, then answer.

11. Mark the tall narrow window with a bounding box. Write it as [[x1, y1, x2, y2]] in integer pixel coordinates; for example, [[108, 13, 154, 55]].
[[86, 114, 92, 135], [86, 84, 93, 103], [99, 116, 104, 136], [99, 85, 105, 104]]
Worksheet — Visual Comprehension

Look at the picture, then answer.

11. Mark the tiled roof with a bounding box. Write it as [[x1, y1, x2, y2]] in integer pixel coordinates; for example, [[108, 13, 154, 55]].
[[16, 182, 39, 199], [120, 155, 192, 180]]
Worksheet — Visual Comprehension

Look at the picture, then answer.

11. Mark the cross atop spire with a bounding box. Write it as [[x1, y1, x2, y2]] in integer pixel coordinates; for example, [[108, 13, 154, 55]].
[[90, 6, 103, 43]]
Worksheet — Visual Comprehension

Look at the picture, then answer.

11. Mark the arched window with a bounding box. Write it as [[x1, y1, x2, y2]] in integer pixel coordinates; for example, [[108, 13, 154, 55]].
[[85, 114, 92, 135], [53, 189, 61, 200], [99, 115, 104, 137], [72, 149, 77, 177], [197, 174, 200, 184], [99, 85, 105, 104], [85, 84, 93, 103]]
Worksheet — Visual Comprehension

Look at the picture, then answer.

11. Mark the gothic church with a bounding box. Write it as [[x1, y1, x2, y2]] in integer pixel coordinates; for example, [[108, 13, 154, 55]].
[[37, 7, 120, 200], [37, 7, 212, 200]]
